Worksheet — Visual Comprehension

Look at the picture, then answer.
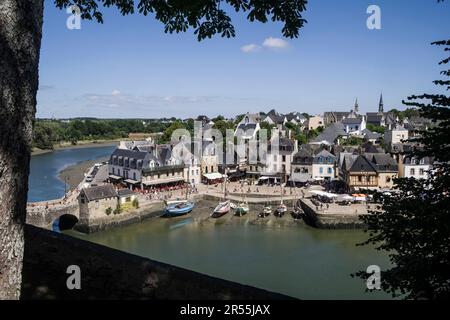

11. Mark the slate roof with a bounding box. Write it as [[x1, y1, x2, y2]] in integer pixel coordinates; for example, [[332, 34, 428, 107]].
[[313, 149, 336, 164], [348, 155, 377, 173], [265, 113, 285, 124], [292, 148, 314, 165], [82, 185, 117, 201], [403, 156, 433, 165], [342, 117, 363, 125], [366, 113, 384, 124], [117, 189, 136, 197], [362, 129, 382, 140], [311, 122, 347, 144], [110, 148, 149, 161], [367, 153, 398, 172]]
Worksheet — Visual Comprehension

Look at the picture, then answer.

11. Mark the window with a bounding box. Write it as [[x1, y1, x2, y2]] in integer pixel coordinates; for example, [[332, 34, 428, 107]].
[[274, 155, 277, 161], [205, 167, 208, 173], [319, 167, 323, 174], [386, 176, 391, 183], [319, 157, 323, 163], [133, 172, 136, 180], [328, 167, 332, 174], [358, 176, 362, 182], [211, 166, 214, 173], [282, 155, 286, 162], [419, 158, 425, 165], [419, 168, 425, 176], [196, 169, 199, 175], [410, 168, 415, 176], [118, 169, 121, 176], [112, 168, 115, 175]]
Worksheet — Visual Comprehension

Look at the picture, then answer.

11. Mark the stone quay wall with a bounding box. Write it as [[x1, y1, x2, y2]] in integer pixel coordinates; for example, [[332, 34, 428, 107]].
[[299, 199, 366, 229]]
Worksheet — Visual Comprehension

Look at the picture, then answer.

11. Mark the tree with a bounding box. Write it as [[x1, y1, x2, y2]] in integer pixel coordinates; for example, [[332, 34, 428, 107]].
[[0, 0, 308, 300], [354, 40, 450, 300]]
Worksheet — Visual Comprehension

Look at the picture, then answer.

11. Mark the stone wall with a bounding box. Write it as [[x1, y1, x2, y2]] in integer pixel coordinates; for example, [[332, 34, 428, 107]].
[[22, 225, 293, 300], [300, 199, 366, 229]]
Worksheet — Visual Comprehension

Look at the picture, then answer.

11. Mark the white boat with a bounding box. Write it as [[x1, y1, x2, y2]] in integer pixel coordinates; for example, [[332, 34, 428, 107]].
[[211, 200, 231, 218], [234, 201, 249, 216]]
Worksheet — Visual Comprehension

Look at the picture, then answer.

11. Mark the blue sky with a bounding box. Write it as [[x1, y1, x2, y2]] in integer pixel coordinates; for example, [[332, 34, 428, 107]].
[[37, 0, 450, 119]]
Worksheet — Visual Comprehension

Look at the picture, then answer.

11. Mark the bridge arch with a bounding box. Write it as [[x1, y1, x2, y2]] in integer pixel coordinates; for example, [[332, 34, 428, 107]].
[[52, 214, 79, 231]]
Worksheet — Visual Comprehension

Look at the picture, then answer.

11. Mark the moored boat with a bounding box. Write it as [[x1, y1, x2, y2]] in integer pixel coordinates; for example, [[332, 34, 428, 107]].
[[211, 200, 231, 218], [234, 202, 249, 216], [258, 205, 272, 218], [165, 200, 195, 217], [274, 203, 287, 217]]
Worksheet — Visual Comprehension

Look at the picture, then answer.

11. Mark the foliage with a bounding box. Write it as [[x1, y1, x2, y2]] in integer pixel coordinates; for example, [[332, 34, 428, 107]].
[[366, 123, 385, 134], [105, 207, 112, 215], [113, 204, 122, 215], [341, 136, 364, 146], [213, 119, 235, 138], [354, 40, 450, 300], [55, 0, 308, 40], [132, 198, 139, 209], [31, 118, 170, 150], [388, 108, 421, 121], [259, 121, 275, 140], [159, 120, 187, 144]]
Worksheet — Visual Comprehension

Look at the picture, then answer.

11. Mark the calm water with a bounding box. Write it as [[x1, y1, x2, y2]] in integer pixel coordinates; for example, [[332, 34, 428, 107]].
[[29, 146, 115, 202], [68, 201, 392, 300], [30, 146, 392, 299]]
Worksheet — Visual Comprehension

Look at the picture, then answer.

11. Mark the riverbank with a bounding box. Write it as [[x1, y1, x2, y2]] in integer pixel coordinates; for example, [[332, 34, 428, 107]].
[[58, 156, 109, 190], [32, 140, 119, 156]]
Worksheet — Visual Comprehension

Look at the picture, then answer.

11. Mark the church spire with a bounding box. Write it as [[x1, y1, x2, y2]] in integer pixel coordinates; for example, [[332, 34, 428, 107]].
[[379, 93, 384, 113], [354, 98, 359, 113]]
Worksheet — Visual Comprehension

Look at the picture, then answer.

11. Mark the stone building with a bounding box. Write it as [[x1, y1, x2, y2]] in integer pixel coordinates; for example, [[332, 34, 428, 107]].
[[78, 185, 118, 225]]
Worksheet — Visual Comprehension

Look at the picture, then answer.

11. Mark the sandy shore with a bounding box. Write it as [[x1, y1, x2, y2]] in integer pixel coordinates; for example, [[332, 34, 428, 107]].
[[58, 156, 109, 190], [32, 140, 119, 156]]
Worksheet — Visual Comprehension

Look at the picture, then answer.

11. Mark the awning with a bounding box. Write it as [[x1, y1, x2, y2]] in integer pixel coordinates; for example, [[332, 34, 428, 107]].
[[109, 175, 123, 180], [124, 179, 140, 185], [142, 177, 184, 186], [310, 190, 338, 198], [203, 173, 224, 180]]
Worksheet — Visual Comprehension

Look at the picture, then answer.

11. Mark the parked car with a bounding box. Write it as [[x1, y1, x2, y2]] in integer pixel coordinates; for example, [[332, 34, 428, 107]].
[[85, 175, 93, 182]]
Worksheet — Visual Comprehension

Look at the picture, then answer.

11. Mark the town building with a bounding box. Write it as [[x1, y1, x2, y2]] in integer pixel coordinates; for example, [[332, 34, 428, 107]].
[[263, 109, 286, 125], [290, 147, 314, 184], [384, 123, 409, 148], [401, 156, 433, 179], [78, 185, 119, 223], [312, 149, 336, 180], [306, 115, 324, 130]]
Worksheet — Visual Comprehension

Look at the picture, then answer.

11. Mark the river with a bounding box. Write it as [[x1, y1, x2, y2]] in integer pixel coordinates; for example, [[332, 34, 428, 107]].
[[29, 145, 116, 202], [30, 145, 392, 300]]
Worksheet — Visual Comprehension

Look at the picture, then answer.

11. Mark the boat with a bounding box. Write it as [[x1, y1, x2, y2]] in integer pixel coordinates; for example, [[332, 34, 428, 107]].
[[274, 183, 287, 217], [258, 204, 272, 218], [211, 169, 231, 218], [165, 200, 195, 217], [291, 200, 303, 220], [234, 201, 249, 216], [274, 203, 287, 217], [211, 200, 231, 218]]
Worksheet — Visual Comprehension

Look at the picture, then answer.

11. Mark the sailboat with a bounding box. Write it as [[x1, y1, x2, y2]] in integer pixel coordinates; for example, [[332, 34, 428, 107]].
[[211, 171, 231, 218], [165, 183, 195, 217], [274, 183, 287, 217], [234, 193, 249, 217], [291, 199, 303, 220], [259, 202, 272, 218]]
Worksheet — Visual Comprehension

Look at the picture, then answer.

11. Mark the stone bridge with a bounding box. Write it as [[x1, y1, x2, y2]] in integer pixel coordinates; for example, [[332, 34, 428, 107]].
[[26, 192, 80, 230]]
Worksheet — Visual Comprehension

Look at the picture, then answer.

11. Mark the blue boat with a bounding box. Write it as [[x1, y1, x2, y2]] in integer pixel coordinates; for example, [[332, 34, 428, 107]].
[[165, 200, 195, 217]]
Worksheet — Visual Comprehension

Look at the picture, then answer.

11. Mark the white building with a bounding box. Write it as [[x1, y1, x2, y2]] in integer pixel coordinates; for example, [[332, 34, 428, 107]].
[[342, 116, 366, 135], [311, 149, 336, 180], [402, 156, 433, 179], [385, 123, 409, 146]]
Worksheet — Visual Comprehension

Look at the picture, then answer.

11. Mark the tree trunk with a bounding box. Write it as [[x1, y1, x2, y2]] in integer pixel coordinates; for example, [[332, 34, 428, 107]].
[[0, 0, 43, 299]]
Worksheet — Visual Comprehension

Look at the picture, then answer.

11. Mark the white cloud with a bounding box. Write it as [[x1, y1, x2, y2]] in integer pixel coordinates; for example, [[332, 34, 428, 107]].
[[241, 44, 261, 53], [262, 37, 289, 50], [111, 89, 121, 96]]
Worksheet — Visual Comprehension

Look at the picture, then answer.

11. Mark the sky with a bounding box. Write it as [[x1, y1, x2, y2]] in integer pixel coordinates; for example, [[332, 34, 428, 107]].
[[37, 0, 450, 119]]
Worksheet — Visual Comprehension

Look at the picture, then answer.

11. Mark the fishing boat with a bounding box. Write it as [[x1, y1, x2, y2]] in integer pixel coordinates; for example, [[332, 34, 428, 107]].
[[258, 204, 272, 218], [165, 200, 195, 217], [165, 181, 194, 217], [211, 200, 231, 218]]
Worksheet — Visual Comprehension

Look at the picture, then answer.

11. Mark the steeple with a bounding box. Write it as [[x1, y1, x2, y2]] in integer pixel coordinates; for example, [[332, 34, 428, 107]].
[[354, 98, 359, 113], [379, 93, 384, 113]]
